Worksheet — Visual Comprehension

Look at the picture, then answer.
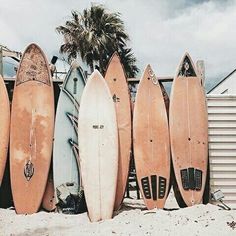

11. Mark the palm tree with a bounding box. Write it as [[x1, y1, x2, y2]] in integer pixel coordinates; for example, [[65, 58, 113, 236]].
[[56, 4, 139, 76], [118, 47, 139, 78]]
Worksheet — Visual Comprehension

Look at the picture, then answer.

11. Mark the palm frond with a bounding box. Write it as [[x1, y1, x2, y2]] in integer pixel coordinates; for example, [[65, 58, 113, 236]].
[[56, 3, 138, 75]]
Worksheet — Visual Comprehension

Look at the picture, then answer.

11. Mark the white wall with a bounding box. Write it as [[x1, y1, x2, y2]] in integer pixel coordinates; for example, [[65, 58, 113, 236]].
[[207, 95, 236, 208]]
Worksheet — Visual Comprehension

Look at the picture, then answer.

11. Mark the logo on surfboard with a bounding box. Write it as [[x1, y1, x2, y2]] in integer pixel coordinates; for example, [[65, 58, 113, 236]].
[[24, 160, 34, 181], [178, 56, 197, 77]]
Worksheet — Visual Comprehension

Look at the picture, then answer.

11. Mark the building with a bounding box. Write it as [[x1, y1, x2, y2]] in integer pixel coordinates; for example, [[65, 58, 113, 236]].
[[207, 68, 236, 208], [208, 69, 236, 94]]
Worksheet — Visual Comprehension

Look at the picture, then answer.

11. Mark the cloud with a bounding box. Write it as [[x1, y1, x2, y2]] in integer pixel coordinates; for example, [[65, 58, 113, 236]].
[[1, 0, 236, 90], [105, 1, 236, 81]]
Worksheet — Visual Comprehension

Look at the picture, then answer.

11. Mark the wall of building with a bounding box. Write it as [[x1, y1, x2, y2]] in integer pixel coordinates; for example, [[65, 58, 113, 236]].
[[207, 95, 236, 208]]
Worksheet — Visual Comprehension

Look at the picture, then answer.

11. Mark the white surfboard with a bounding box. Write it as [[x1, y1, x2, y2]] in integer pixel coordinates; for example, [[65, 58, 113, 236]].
[[79, 70, 118, 222], [53, 62, 86, 213]]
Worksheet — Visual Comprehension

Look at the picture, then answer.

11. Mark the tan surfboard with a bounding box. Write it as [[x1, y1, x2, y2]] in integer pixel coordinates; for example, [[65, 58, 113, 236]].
[[133, 65, 170, 209], [79, 70, 118, 222], [105, 53, 131, 210], [42, 170, 56, 211], [0, 76, 10, 188], [10, 43, 54, 214], [169, 53, 208, 207]]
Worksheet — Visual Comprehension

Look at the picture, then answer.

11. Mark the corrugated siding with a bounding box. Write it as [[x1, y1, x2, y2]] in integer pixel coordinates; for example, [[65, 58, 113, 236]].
[[207, 95, 236, 208]]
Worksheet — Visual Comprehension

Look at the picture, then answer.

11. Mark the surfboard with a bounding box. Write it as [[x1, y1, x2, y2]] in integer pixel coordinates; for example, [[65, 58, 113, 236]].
[[42, 170, 56, 211], [0, 75, 10, 189], [169, 53, 208, 207], [104, 53, 131, 210], [79, 70, 118, 222], [10, 43, 54, 214], [133, 65, 170, 209], [159, 82, 173, 196], [160, 83, 169, 116], [53, 62, 86, 213]]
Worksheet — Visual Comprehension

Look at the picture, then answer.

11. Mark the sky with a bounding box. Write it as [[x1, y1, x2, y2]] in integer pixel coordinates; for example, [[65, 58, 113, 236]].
[[1, 0, 236, 91]]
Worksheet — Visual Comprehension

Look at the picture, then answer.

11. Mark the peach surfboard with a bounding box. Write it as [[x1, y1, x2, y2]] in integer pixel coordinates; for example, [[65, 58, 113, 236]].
[[133, 65, 170, 209], [10, 43, 54, 214], [0, 76, 10, 190], [169, 53, 208, 207], [105, 53, 131, 210]]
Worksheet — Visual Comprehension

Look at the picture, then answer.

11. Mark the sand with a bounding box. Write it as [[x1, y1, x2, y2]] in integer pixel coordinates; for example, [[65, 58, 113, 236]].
[[0, 190, 235, 236]]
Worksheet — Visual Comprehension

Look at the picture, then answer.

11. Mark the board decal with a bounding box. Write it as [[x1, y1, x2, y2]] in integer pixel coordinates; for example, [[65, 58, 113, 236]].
[[178, 55, 196, 77], [158, 176, 167, 199], [24, 160, 34, 181], [73, 77, 78, 94], [92, 125, 104, 129], [195, 169, 202, 191], [180, 169, 189, 190], [180, 168, 203, 191], [66, 113, 78, 134], [112, 94, 120, 103], [62, 88, 80, 111], [148, 67, 158, 85], [151, 175, 157, 200], [141, 176, 151, 199], [68, 139, 80, 165], [16, 44, 51, 86], [188, 167, 195, 190], [142, 175, 167, 200]]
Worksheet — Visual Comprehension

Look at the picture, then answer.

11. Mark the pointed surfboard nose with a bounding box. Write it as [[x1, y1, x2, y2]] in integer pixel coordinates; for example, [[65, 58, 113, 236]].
[[143, 64, 154, 77], [110, 52, 120, 62], [145, 64, 152, 72], [105, 52, 125, 81], [177, 52, 197, 77], [90, 69, 104, 80], [86, 69, 111, 94], [105, 52, 121, 72], [142, 64, 158, 84], [71, 60, 80, 69]]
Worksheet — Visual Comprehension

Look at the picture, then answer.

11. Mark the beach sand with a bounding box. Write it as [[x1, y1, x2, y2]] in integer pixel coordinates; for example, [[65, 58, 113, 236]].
[[0, 190, 235, 236]]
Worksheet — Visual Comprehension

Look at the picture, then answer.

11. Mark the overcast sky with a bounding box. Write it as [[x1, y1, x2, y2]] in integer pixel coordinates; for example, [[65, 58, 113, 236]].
[[1, 0, 236, 90]]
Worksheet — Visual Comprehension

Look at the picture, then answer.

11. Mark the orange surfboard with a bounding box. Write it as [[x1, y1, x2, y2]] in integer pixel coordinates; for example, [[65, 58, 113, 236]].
[[10, 43, 54, 214], [0, 76, 10, 188], [169, 53, 208, 206], [105, 53, 131, 210], [42, 170, 56, 212], [133, 65, 170, 209]]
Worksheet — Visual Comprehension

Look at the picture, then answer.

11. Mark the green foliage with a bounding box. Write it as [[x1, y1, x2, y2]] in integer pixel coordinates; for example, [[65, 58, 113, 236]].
[[56, 4, 139, 77]]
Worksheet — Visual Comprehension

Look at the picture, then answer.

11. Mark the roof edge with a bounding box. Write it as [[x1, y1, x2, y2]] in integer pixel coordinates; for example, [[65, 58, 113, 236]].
[[207, 69, 236, 94]]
